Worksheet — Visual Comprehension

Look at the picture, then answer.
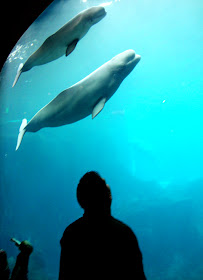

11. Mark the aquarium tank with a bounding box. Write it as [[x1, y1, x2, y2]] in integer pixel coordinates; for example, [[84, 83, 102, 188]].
[[0, 0, 203, 279]]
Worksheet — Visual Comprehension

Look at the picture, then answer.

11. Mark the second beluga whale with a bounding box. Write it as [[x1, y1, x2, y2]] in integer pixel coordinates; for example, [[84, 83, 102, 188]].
[[12, 6, 106, 87], [16, 49, 141, 150]]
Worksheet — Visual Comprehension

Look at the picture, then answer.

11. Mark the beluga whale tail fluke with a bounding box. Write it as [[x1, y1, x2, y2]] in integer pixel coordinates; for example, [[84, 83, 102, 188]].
[[12, 6, 106, 87], [12, 63, 24, 87], [15, 49, 141, 150], [16, 119, 27, 150]]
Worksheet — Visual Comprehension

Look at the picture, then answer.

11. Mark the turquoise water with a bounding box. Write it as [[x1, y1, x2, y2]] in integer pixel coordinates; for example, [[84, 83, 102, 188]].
[[0, 0, 203, 279]]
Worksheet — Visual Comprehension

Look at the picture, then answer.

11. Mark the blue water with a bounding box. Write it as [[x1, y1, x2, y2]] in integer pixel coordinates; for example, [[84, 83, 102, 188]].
[[0, 0, 203, 279]]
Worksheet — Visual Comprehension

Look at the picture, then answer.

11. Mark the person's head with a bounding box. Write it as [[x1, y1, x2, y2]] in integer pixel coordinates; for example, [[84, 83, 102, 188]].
[[19, 241, 33, 255], [0, 249, 8, 270], [77, 171, 112, 214]]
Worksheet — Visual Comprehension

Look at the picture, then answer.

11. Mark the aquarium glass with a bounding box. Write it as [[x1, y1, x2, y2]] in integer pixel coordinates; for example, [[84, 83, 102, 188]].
[[0, 0, 203, 279]]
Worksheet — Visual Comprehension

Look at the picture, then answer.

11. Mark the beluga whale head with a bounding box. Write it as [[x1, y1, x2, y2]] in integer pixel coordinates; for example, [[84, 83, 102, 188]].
[[84, 6, 107, 25], [106, 50, 141, 95], [111, 49, 141, 79]]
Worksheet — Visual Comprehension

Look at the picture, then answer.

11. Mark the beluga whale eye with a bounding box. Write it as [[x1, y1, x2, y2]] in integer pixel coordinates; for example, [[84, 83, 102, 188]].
[[89, 17, 94, 23]]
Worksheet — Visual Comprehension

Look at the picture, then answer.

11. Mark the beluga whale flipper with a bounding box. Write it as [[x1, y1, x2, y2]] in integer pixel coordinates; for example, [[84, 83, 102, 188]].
[[12, 6, 106, 87], [16, 50, 141, 150]]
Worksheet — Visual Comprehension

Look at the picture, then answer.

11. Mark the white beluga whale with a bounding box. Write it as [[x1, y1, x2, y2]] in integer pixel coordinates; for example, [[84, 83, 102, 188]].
[[12, 6, 106, 87], [16, 50, 141, 150]]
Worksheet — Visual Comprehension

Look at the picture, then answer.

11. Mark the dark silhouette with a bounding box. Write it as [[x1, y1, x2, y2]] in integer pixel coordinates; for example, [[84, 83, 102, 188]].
[[59, 171, 146, 279], [0, 0, 54, 70], [0, 250, 10, 280], [0, 239, 33, 280]]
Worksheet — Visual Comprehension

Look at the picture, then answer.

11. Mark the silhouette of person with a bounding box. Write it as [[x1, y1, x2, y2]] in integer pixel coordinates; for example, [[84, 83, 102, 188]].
[[10, 239, 33, 280], [0, 249, 10, 280], [0, 239, 33, 280], [59, 171, 146, 279]]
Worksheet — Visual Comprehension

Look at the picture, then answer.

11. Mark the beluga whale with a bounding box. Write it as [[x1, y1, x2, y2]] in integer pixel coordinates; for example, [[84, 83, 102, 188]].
[[12, 6, 106, 87], [16, 49, 141, 150]]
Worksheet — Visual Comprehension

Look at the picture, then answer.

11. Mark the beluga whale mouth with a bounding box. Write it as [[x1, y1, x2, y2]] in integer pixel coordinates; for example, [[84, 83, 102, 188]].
[[90, 6, 107, 24], [111, 50, 141, 73], [125, 49, 141, 65], [97, 6, 107, 18]]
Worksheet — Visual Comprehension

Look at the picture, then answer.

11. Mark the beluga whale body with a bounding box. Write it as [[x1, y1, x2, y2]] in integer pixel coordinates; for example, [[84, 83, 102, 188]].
[[12, 6, 106, 87], [16, 50, 141, 150]]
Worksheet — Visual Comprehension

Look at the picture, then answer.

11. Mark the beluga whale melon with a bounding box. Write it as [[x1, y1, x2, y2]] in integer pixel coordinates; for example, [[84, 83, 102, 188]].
[[12, 6, 106, 87], [15, 50, 141, 150]]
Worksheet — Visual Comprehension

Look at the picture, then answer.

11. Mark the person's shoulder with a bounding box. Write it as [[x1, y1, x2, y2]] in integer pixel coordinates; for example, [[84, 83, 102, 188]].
[[111, 217, 140, 250], [111, 217, 133, 232], [68, 216, 84, 228], [60, 217, 84, 244], [111, 217, 138, 238]]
